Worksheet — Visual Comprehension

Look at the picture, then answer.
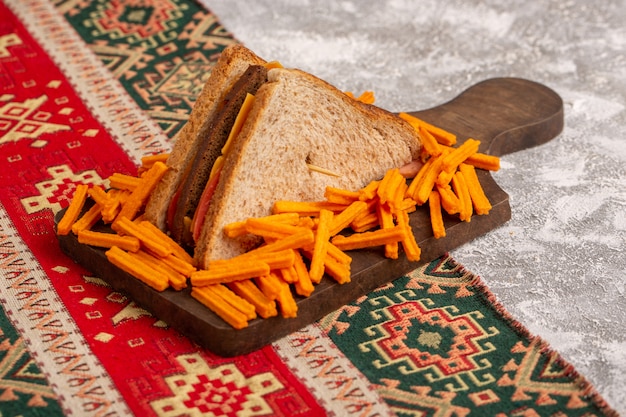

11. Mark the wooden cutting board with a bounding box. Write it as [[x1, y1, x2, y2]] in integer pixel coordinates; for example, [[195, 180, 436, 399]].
[[56, 77, 563, 357]]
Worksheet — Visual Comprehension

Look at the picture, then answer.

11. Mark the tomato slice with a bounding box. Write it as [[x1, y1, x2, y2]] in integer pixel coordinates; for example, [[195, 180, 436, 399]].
[[166, 189, 181, 232], [191, 167, 221, 242]]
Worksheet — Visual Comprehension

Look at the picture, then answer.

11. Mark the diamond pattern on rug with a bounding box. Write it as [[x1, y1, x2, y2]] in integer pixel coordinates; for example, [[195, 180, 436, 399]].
[[61, 0, 236, 138], [0, 304, 64, 416], [324, 255, 611, 417]]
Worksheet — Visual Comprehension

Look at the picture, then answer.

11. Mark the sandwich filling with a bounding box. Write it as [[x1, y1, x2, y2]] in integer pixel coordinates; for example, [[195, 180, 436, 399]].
[[167, 64, 269, 248]]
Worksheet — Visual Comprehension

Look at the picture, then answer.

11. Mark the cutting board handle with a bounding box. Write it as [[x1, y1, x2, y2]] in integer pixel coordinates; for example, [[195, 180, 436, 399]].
[[407, 77, 564, 156]]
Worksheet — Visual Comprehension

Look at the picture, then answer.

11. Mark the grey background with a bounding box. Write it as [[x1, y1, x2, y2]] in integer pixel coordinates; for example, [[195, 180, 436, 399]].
[[202, 1, 625, 413]]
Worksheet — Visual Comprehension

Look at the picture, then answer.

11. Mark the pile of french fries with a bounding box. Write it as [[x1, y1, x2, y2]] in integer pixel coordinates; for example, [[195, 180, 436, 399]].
[[57, 115, 499, 329]]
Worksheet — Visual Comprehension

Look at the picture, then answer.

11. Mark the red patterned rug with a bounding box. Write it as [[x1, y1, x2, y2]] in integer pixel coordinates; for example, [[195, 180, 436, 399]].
[[0, 1, 618, 416]]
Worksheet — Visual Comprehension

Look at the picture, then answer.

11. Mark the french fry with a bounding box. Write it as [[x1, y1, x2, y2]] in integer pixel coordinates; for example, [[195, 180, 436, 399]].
[[190, 259, 270, 286], [417, 125, 443, 157], [275, 279, 298, 318], [293, 251, 314, 297], [324, 186, 360, 205], [140, 153, 169, 170], [139, 220, 194, 265], [249, 229, 315, 255], [350, 211, 379, 233], [331, 226, 406, 251], [272, 200, 347, 216], [329, 200, 368, 236], [465, 152, 500, 171], [411, 154, 445, 205], [428, 190, 446, 239], [71, 203, 102, 234], [309, 209, 333, 284], [105, 246, 168, 291], [278, 265, 298, 284], [116, 161, 168, 221], [101, 189, 126, 223], [227, 280, 277, 319], [108, 173, 142, 191], [359, 180, 380, 201], [405, 155, 435, 201], [161, 253, 196, 277], [210, 283, 257, 321], [323, 255, 351, 284], [377, 168, 405, 209], [451, 171, 473, 222], [113, 216, 172, 258], [78, 229, 141, 252], [399, 112, 457, 146], [442, 138, 480, 173], [245, 217, 310, 240], [57, 184, 89, 235], [191, 286, 249, 329], [132, 249, 187, 290], [377, 203, 398, 259], [87, 185, 110, 208], [397, 209, 422, 261], [255, 273, 283, 301], [459, 163, 492, 215], [436, 183, 461, 215]]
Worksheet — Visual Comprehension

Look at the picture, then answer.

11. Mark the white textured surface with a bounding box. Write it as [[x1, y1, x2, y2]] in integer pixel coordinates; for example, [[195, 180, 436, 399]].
[[202, 0, 626, 413]]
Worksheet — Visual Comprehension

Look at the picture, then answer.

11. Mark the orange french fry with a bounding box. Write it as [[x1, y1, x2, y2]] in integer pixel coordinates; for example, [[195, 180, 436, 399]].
[[465, 152, 500, 171], [138, 220, 195, 265], [71, 203, 102, 234], [132, 249, 187, 291], [105, 246, 168, 292], [293, 251, 314, 297], [108, 172, 142, 191], [350, 211, 379, 233], [376, 203, 398, 260], [329, 200, 368, 236], [210, 283, 257, 321], [272, 200, 347, 216], [451, 171, 473, 222], [399, 112, 457, 146], [190, 259, 270, 286], [113, 216, 171, 258], [77, 229, 140, 252], [359, 180, 380, 201], [412, 154, 445, 205], [245, 217, 310, 240], [250, 229, 315, 255], [227, 280, 277, 319], [57, 184, 89, 235], [442, 138, 480, 173], [309, 209, 333, 284], [459, 163, 492, 215], [324, 186, 360, 205], [331, 226, 406, 252], [191, 286, 249, 329], [255, 272, 283, 301], [397, 209, 422, 261], [116, 161, 168, 221], [436, 183, 461, 215], [417, 125, 443, 157], [87, 185, 110, 208], [140, 153, 169, 170], [428, 190, 446, 239], [275, 279, 298, 319]]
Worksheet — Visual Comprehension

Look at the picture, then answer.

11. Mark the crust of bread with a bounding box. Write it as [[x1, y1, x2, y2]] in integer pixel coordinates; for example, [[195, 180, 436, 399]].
[[194, 67, 422, 267], [143, 44, 266, 229]]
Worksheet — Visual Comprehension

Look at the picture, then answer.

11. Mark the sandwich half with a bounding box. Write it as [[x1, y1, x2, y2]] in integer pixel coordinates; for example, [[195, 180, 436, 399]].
[[145, 44, 422, 268]]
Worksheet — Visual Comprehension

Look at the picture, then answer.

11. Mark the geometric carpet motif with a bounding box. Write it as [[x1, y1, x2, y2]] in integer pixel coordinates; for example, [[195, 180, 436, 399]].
[[61, 0, 236, 138], [0, 304, 64, 416], [323, 255, 614, 417]]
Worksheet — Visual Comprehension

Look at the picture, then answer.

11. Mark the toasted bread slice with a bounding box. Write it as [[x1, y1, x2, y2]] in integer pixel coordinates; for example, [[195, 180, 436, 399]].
[[144, 44, 267, 230], [194, 67, 422, 267]]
